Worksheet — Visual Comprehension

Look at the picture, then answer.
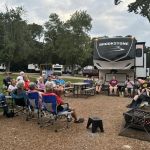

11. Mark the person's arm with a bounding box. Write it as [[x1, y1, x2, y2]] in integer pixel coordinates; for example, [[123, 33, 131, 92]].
[[56, 94, 64, 105], [129, 81, 134, 86], [124, 81, 127, 87], [109, 80, 112, 86], [115, 80, 119, 87]]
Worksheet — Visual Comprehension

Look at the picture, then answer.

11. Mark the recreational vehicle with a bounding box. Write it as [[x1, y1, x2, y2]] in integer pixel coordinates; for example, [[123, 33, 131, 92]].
[[28, 64, 40, 72], [0, 63, 6, 71], [93, 36, 148, 85], [52, 64, 63, 76]]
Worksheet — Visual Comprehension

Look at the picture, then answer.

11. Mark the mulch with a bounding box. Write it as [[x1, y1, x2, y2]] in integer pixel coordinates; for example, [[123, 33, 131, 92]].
[[0, 95, 150, 150]]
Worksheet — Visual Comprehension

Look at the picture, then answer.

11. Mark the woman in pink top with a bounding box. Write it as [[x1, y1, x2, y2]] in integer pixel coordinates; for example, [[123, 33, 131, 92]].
[[37, 76, 45, 92], [109, 76, 118, 95]]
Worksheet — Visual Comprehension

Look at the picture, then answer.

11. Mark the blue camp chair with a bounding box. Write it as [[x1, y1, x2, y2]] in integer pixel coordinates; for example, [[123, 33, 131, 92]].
[[26, 91, 40, 121], [40, 94, 72, 131], [83, 79, 94, 88]]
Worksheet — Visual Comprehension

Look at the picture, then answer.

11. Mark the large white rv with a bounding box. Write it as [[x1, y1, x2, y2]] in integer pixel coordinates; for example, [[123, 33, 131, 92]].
[[28, 64, 40, 72], [52, 64, 63, 76], [0, 63, 6, 71], [93, 36, 148, 85]]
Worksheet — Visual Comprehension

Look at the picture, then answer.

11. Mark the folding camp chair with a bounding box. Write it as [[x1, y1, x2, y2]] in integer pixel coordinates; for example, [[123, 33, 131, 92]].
[[40, 94, 72, 131], [0, 93, 9, 116], [26, 91, 40, 121], [11, 90, 28, 116]]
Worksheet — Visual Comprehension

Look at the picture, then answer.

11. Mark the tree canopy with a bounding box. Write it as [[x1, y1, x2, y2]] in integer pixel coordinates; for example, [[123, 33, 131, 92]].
[[0, 7, 93, 71], [115, 0, 150, 22]]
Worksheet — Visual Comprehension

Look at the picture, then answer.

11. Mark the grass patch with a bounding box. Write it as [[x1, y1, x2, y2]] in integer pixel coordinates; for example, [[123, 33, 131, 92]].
[[0, 73, 84, 92], [63, 78, 84, 83]]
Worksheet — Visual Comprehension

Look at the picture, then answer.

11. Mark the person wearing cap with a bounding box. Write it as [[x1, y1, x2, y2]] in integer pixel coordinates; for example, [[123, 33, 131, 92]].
[[16, 71, 25, 82], [126, 78, 150, 108], [43, 82, 84, 123]]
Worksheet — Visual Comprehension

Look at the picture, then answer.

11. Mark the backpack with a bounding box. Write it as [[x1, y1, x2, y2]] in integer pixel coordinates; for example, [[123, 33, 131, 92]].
[[0, 93, 14, 118]]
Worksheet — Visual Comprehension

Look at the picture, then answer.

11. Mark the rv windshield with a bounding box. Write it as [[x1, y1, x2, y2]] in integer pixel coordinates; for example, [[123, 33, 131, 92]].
[[54, 68, 61, 71]]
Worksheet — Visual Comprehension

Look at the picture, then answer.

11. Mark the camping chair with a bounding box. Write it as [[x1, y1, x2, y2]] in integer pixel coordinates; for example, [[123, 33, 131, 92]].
[[11, 90, 28, 116], [40, 94, 72, 131], [0, 93, 8, 116], [26, 91, 40, 121], [83, 80, 94, 88]]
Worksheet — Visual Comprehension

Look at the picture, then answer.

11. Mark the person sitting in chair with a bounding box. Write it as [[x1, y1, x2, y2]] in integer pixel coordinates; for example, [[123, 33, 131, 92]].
[[127, 79, 150, 108], [11, 80, 28, 107], [44, 82, 84, 123], [124, 77, 134, 97], [3, 72, 12, 89], [7, 79, 17, 95], [109, 76, 118, 95], [95, 76, 103, 94]]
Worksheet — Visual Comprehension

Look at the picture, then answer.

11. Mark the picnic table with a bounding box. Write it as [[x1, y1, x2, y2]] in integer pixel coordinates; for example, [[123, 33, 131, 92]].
[[71, 82, 90, 97]]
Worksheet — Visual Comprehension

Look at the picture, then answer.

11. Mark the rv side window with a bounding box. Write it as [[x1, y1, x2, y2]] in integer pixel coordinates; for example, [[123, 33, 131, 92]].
[[136, 48, 142, 57]]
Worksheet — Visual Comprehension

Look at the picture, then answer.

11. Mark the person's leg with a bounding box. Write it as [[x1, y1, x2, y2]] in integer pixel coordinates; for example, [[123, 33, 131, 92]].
[[146, 88, 150, 96], [98, 85, 102, 93], [125, 88, 128, 96], [130, 88, 134, 97], [109, 86, 113, 95], [114, 86, 118, 95], [137, 89, 141, 95], [127, 94, 139, 108], [96, 85, 99, 93], [71, 109, 77, 121], [70, 108, 84, 123]]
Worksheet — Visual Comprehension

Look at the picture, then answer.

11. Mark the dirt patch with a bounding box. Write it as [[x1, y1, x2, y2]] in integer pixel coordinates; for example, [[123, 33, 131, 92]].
[[0, 95, 150, 150]]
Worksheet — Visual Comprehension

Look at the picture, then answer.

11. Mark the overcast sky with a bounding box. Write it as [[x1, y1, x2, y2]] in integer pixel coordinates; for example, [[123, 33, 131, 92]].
[[1, 0, 150, 46]]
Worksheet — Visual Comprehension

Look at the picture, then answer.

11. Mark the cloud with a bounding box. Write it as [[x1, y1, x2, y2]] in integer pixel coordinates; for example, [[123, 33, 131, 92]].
[[0, 0, 150, 46]]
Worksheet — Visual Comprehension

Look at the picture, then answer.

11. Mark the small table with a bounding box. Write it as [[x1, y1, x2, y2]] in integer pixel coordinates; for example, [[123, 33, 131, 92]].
[[71, 82, 89, 97]]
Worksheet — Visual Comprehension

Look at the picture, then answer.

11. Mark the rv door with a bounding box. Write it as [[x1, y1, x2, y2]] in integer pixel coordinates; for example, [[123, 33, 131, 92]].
[[135, 43, 147, 78]]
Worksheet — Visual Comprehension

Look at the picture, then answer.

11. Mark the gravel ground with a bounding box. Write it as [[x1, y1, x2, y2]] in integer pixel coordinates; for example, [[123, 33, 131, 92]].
[[0, 95, 150, 150]]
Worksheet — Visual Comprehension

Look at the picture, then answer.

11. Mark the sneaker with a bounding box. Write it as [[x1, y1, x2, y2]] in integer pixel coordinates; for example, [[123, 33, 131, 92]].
[[74, 118, 84, 123]]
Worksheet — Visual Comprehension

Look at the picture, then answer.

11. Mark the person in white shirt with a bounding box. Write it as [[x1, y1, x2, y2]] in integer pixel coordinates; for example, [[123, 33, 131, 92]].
[[45, 75, 56, 88], [16, 71, 25, 82], [124, 77, 134, 97], [7, 79, 17, 94]]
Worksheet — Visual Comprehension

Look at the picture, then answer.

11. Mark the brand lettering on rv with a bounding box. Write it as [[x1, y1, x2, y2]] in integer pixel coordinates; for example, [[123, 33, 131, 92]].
[[99, 42, 129, 46]]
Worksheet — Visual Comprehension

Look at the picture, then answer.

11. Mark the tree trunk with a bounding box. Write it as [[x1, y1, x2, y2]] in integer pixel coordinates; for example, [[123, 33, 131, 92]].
[[71, 64, 75, 76], [6, 61, 11, 72]]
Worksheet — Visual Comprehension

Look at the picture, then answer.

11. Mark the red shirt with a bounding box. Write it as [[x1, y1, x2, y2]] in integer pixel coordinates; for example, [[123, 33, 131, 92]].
[[24, 80, 30, 91], [109, 79, 118, 87]]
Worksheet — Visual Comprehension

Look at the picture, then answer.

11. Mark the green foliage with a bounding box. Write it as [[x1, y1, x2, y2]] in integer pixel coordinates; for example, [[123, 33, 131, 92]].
[[28, 23, 43, 41], [0, 6, 32, 71], [128, 0, 150, 22], [115, 0, 150, 22], [0, 7, 93, 71], [44, 11, 93, 70]]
